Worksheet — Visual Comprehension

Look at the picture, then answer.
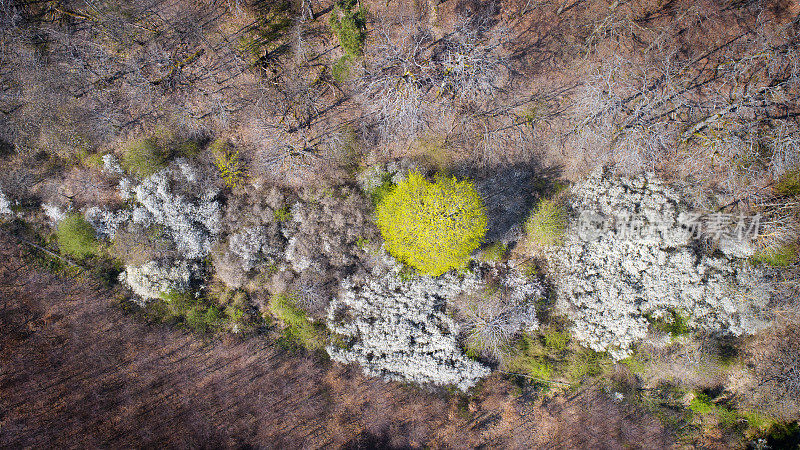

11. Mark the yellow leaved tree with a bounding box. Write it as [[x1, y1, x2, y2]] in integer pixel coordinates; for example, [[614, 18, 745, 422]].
[[376, 171, 487, 276]]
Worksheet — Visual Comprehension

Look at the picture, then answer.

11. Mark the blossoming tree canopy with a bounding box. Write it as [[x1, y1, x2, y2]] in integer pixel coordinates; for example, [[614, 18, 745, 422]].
[[376, 171, 487, 276]]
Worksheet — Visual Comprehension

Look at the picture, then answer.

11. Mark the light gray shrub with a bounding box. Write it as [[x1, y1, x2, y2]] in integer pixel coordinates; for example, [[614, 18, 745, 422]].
[[550, 169, 771, 359], [326, 253, 490, 391], [42, 202, 66, 225], [102, 154, 123, 175], [132, 169, 222, 259], [228, 225, 282, 272], [118, 177, 135, 200], [120, 259, 192, 303], [84, 206, 131, 240], [214, 224, 284, 288], [281, 186, 377, 276], [0, 189, 11, 215]]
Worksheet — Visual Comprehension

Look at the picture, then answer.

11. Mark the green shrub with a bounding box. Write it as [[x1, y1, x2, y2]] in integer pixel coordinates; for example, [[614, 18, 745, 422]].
[[356, 237, 370, 250], [225, 304, 245, 324], [332, 55, 353, 83], [525, 198, 566, 248], [758, 422, 800, 448], [689, 393, 714, 415], [273, 205, 292, 222], [376, 171, 488, 276], [752, 244, 798, 267], [161, 290, 196, 312], [521, 263, 538, 279], [506, 334, 555, 381], [688, 392, 746, 429], [482, 242, 508, 262], [716, 406, 740, 428], [268, 293, 327, 350], [620, 352, 647, 374], [740, 411, 775, 432], [774, 168, 800, 196], [329, 0, 366, 58], [237, 36, 263, 67], [368, 172, 395, 206], [647, 309, 691, 336], [185, 304, 225, 333], [211, 139, 246, 188], [120, 132, 202, 178], [121, 138, 167, 178], [160, 290, 230, 333], [172, 138, 201, 158], [506, 329, 611, 385], [521, 101, 549, 125], [519, 358, 554, 380], [56, 214, 98, 258], [82, 152, 104, 169], [398, 265, 418, 281], [563, 347, 610, 381], [543, 327, 570, 352]]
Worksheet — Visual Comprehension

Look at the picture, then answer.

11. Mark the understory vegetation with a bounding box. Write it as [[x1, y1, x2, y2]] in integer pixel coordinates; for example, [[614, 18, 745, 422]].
[[56, 214, 98, 258], [1, 0, 799, 447], [524, 198, 566, 249], [268, 292, 328, 350]]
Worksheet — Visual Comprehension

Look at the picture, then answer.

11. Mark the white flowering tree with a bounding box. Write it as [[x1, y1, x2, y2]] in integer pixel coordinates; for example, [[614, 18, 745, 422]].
[[120, 260, 192, 304], [550, 169, 771, 359], [130, 169, 222, 259], [327, 259, 490, 391]]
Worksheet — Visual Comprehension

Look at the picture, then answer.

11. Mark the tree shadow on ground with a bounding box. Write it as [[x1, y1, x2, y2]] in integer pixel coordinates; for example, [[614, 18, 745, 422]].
[[453, 160, 564, 245]]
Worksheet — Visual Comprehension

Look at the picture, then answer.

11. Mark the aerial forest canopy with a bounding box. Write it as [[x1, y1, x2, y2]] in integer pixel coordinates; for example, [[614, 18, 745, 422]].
[[0, 0, 799, 448]]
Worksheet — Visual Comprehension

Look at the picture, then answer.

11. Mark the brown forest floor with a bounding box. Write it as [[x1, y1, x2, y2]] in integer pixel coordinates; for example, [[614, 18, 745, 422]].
[[0, 235, 674, 448]]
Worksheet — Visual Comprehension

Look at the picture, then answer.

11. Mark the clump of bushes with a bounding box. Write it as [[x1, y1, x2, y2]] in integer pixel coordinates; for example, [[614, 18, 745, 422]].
[[268, 293, 327, 350], [752, 244, 798, 267], [329, 0, 366, 58], [689, 391, 778, 436], [326, 270, 491, 390], [525, 198, 566, 248], [158, 290, 229, 333], [376, 171, 487, 276], [120, 132, 202, 178], [211, 139, 246, 188], [56, 214, 98, 258], [505, 325, 612, 385], [774, 168, 800, 197], [121, 138, 169, 178], [131, 169, 222, 259]]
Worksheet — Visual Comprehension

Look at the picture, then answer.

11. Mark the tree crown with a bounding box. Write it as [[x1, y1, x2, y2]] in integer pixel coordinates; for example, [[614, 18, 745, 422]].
[[376, 171, 487, 276]]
